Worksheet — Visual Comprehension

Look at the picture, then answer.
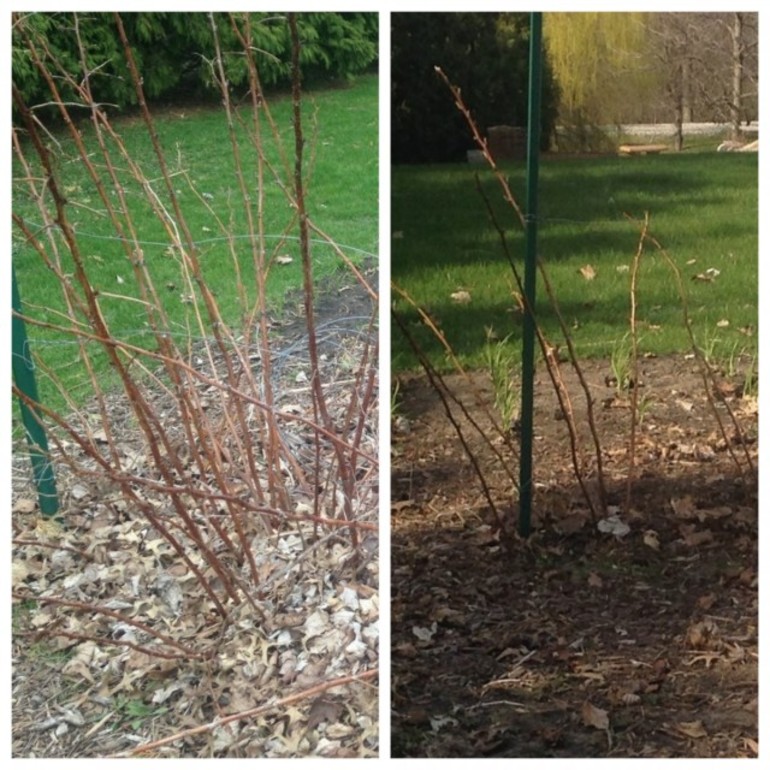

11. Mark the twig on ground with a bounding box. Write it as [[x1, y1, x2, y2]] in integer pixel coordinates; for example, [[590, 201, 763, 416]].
[[125, 668, 379, 756]]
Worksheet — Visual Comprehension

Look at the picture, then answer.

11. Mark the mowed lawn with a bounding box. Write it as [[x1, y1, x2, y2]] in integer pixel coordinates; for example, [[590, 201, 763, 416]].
[[12, 74, 378, 407], [391, 152, 757, 372]]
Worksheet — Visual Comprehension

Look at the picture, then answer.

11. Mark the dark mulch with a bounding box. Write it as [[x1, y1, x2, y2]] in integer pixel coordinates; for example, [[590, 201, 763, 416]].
[[391, 355, 757, 758]]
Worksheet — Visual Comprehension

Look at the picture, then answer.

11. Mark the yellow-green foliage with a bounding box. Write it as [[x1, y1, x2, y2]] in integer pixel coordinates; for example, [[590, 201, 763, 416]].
[[544, 13, 658, 123]]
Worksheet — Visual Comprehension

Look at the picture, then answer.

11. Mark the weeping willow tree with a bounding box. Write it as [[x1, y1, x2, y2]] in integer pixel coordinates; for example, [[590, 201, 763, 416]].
[[544, 12, 657, 149]]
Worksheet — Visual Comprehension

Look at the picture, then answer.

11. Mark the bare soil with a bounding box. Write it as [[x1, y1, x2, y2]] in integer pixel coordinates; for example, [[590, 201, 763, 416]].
[[391, 354, 757, 758]]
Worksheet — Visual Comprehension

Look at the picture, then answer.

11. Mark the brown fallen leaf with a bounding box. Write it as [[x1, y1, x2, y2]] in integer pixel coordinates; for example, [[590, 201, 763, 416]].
[[696, 505, 732, 521], [403, 706, 431, 726], [713, 379, 738, 399], [678, 525, 714, 547], [34, 517, 64, 538], [643, 530, 660, 550], [587, 571, 603, 589], [392, 641, 418, 658], [305, 697, 344, 733], [12, 498, 37, 514], [686, 619, 718, 649], [675, 720, 708, 739], [697, 593, 717, 610], [743, 737, 759, 755], [430, 606, 466, 624], [642, 658, 670, 692], [620, 692, 641, 706], [670, 495, 696, 519], [555, 513, 589, 535], [537, 725, 564, 746], [581, 700, 610, 730], [579, 264, 596, 281], [608, 679, 642, 706]]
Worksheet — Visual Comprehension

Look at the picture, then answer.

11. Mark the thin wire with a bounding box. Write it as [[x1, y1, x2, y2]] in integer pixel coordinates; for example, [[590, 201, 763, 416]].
[[14, 223, 378, 380], [17, 222, 378, 260]]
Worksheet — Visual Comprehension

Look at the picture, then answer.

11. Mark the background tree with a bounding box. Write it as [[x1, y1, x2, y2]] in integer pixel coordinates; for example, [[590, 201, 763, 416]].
[[545, 12, 654, 126], [12, 11, 378, 117], [543, 12, 758, 151], [391, 12, 558, 164], [645, 13, 758, 143]]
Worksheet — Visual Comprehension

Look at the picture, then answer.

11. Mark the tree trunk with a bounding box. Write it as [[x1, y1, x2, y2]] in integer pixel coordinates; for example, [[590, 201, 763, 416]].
[[674, 103, 684, 151], [673, 63, 684, 152], [681, 55, 692, 123], [730, 13, 744, 141]]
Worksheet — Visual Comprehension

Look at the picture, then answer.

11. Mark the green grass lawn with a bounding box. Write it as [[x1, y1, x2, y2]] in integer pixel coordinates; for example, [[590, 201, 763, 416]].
[[391, 151, 757, 373], [13, 74, 378, 409]]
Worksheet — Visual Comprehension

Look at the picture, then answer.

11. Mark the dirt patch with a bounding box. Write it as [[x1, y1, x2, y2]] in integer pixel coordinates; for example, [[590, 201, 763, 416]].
[[391, 354, 757, 758], [12, 263, 379, 758]]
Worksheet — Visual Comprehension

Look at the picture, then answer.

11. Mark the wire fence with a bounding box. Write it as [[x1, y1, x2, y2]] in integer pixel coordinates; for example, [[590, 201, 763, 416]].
[[12, 229, 378, 445]]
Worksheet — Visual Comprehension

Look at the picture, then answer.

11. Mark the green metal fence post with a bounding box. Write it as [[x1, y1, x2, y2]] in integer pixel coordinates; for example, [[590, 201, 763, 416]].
[[519, 12, 543, 538], [12, 264, 59, 517]]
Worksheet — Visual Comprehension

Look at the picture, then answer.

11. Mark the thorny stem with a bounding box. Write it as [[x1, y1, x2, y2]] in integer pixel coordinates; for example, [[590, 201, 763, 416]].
[[14, 17, 255, 600], [214, 13, 289, 517], [289, 13, 358, 547], [627, 216, 754, 477], [14, 593, 209, 658], [473, 170, 603, 521], [434, 66, 608, 522], [127, 667, 379, 756], [391, 308, 505, 531], [11, 314, 376, 465], [13, 12, 376, 670], [392, 273, 517, 464], [626, 213, 649, 513], [15, 78, 232, 575], [13, 25, 124, 474], [114, 14, 277, 524], [307, 220, 378, 301], [472, 180, 584, 492], [205, 13, 274, 583], [434, 67, 526, 226], [535, 265, 605, 519], [391, 282, 519, 492]]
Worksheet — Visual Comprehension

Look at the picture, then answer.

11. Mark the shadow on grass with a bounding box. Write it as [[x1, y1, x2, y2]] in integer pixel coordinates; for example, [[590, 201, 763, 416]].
[[392, 154, 757, 275], [392, 152, 757, 371]]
